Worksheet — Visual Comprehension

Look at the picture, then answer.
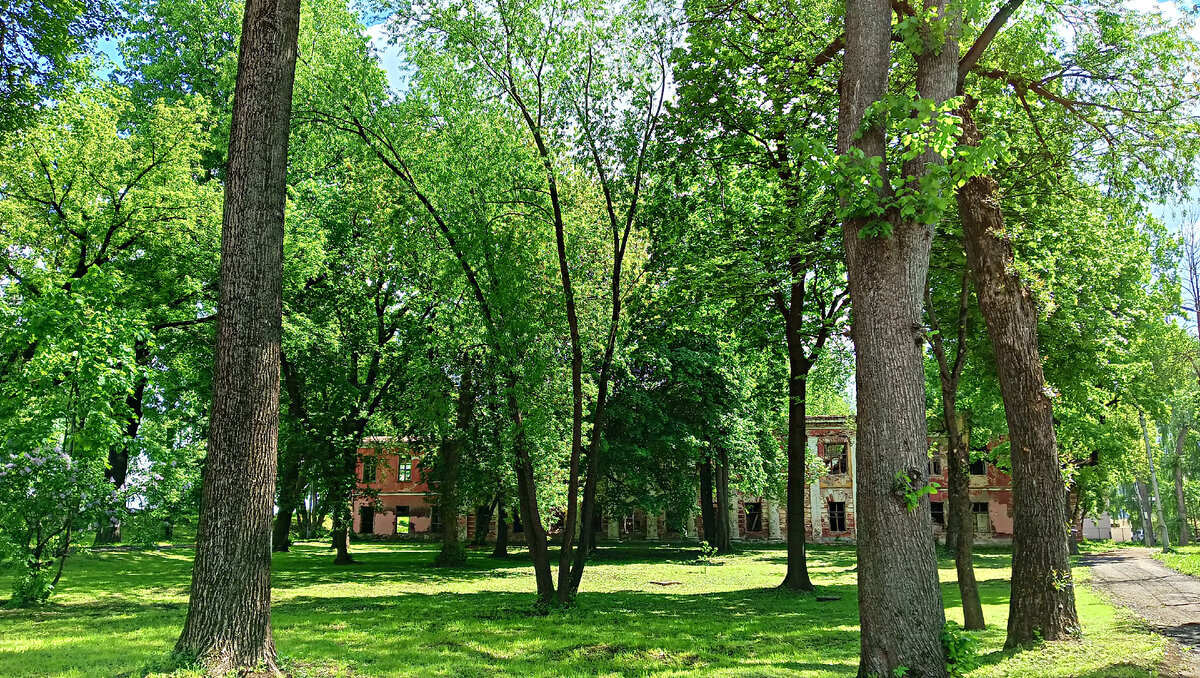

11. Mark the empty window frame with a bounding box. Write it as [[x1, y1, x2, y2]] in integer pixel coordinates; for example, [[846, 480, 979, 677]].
[[825, 443, 848, 475], [929, 456, 943, 476], [395, 505, 411, 534], [969, 458, 987, 475], [361, 457, 377, 483], [972, 502, 990, 533], [746, 502, 763, 532], [930, 501, 945, 526], [396, 458, 413, 482], [828, 501, 847, 532]]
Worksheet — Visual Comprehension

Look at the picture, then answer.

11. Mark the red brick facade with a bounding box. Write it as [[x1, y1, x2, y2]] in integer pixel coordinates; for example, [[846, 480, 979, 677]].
[[351, 418, 1016, 544]]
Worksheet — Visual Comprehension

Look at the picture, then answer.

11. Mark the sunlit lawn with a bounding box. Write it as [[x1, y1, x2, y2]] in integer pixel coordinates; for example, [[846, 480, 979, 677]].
[[0, 540, 1171, 677], [1154, 544, 1200, 577]]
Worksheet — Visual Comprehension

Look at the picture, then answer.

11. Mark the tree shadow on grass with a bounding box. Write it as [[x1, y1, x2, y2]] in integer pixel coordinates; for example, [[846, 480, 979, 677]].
[[271, 585, 863, 677]]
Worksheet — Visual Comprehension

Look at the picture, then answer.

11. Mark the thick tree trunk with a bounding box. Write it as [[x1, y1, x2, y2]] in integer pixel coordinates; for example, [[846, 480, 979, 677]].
[[491, 504, 510, 558], [1176, 425, 1190, 547], [175, 0, 301, 670], [489, 501, 508, 554], [839, 0, 955, 672], [699, 459, 716, 546], [713, 448, 733, 554], [472, 502, 494, 546], [958, 104, 1078, 647], [436, 362, 473, 567], [332, 512, 352, 565], [782, 373, 813, 590], [95, 367, 147, 545], [271, 447, 303, 552]]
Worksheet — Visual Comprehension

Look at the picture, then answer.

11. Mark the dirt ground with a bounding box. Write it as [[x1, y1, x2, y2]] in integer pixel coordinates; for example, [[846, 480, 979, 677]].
[[1083, 548, 1200, 677]]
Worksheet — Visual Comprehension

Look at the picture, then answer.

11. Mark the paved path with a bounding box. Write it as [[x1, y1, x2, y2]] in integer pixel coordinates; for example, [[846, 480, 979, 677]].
[[1084, 548, 1200, 676]]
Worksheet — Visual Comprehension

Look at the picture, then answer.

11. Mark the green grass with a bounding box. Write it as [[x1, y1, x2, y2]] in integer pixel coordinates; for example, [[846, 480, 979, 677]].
[[1153, 544, 1200, 576], [0, 542, 1171, 677]]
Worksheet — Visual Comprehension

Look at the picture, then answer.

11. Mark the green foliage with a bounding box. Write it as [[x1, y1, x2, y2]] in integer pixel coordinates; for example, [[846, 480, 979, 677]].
[[941, 622, 980, 677], [893, 470, 941, 513], [0, 0, 116, 131]]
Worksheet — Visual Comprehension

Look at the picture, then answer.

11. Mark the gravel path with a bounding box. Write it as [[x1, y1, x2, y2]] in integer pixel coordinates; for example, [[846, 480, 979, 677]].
[[1083, 548, 1200, 676]]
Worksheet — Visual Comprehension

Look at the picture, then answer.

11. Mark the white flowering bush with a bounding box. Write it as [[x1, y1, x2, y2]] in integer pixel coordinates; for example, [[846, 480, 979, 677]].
[[0, 446, 107, 607]]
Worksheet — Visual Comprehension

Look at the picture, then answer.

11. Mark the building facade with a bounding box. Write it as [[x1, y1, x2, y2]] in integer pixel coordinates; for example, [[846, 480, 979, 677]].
[[351, 417, 1018, 543]]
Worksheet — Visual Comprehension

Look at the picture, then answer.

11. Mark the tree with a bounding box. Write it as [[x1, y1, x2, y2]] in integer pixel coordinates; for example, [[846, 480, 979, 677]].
[[380, 0, 670, 604], [174, 0, 301, 670], [836, 0, 959, 671], [925, 239, 985, 630], [669, 0, 849, 589], [0, 83, 220, 546], [953, 0, 1200, 645]]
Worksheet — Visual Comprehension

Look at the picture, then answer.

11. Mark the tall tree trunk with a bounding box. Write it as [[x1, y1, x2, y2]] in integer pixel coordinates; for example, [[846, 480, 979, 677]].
[[1067, 486, 1083, 556], [1141, 411, 1170, 553], [568, 371, 609, 593], [958, 103, 1078, 647], [699, 460, 716, 547], [1175, 425, 1190, 547], [491, 503, 510, 558], [436, 361, 474, 567], [839, 0, 957, 672], [713, 448, 733, 554], [1135, 480, 1154, 546], [947, 410, 984, 629], [332, 512, 351, 564], [175, 0, 301, 669], [95, 361, 148, 545], [271, 447, 304, 552], [782, 371, 813, 590], [330, 446, 358, 565], [926, 272, 984, 630], [472, 501, 495, 547], [508, 393, 555, 606]]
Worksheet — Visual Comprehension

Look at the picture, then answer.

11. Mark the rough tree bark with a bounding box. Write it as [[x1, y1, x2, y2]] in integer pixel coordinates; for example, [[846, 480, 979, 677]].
[[782, 375, 813, 590], [839, 0, 956, 671], [958, 103, 1079, 647], [699, 459, 716, 546], [174, 0, 301, 670], [713, 448, 733, 554], [436, 360, 474, 567]]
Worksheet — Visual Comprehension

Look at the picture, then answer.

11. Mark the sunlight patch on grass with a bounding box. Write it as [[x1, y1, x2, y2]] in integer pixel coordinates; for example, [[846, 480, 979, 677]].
[[0, 541, 1175, 677]]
